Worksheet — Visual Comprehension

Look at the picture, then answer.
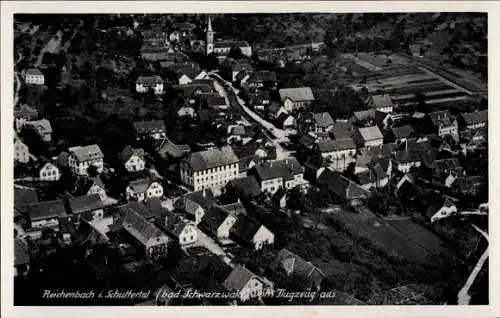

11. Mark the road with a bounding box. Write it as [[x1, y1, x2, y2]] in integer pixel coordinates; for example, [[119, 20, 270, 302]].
[[209, 73, 294, 160], [457, 224, 489, 305]]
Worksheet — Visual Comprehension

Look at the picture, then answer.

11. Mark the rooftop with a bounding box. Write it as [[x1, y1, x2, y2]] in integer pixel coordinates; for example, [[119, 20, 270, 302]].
[[68, 144, 104, 162], [279, 87, 315, 102], [183, 146, 239, 172], [358, 126, 383, 141]]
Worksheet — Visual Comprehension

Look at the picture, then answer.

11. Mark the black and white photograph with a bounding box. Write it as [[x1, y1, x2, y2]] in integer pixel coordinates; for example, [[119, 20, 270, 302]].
[[1, 1, 496, 316]]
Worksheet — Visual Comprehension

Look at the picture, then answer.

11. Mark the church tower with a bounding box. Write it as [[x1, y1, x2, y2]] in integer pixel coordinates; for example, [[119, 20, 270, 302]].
[[206, 15, 214, 55]]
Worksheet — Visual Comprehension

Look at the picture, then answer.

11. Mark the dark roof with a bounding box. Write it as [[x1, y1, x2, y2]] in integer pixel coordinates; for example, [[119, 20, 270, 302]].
[[127, 178, 160, 194], [201, 205, 234, 235], [161, 209, 189, 237], [359, 143, 397, 158], [247, 71, 277, 84], [298, 133, 317, 150], [254, 158, 304, 181], [270, 248, 326, 289], [357, 164, 386, 185], [461, 110, 488, 125], [230, 213, 263, 244], [352, 109, 376, 121], [226, 176, 261, 198], [67, 194, 103, 215], [27, 200, 66, 222], [223, 265, 256, 292], [183, 146, 239, 172], [157, 138, 191, 159], [133, 120, 165, 132], [394, 150, 421, 164], [316, 138, 356, 152], [394, 176, 423, 201], [183, 188, 216, 210], [136, 76, 163, 85], [26, 68, 43, 76], [428, 110, 455, 128], [268, 102, 283, 115], [119, 145, 145, 163], [14, 188, 39, 214], [391, 125, 416, 139], [15, 239, 30, 266], [331, 121, 353, 133], [422, 192, 455, 219], [214, 40, 251, 48], [371, 94, 393, 109], [430, 158, 462, 172], [173, 84, 213, 96], [232, 143, 260, 158], [118, 208, 168, 246], [317, 169, 370, 200], [73, 176, 105, 196], [220, 202, 247, 216], [169, 63, 202, 80], [68, 145, 103, 162]]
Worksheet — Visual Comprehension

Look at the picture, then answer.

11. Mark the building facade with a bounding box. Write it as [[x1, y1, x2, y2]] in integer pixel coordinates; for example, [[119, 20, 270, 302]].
[[14, 139, 29, 163], [68, 145, 104, 176], [39, 162, 61, 181]]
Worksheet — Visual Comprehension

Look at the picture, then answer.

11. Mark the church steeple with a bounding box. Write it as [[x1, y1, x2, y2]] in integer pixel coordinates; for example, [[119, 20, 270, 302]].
[[206, 15, 214, 55]]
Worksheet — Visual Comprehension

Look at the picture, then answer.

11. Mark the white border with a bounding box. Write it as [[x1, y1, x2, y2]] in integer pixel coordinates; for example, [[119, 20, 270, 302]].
[[1, 1, 499, 317]]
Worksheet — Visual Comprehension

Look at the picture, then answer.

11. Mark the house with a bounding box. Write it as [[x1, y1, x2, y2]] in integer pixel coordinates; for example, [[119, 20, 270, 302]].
[[314, 138, 356, 160], [200, 204, 238, 240], [350, 109, 376, 124], [24, 68, 44, 85], [279, 87, 315, 112], [423, 192, 458, 223], [394, 174, 424, 201], [276, 113, 296, 130], [249, 90, 271, 111], [252, 158, 305, 194], [133, 120, 166, 140], [39, 161, 61, 181], [309, 112, 335, 133], [157, 209, 197, 245], [14, 188, 39, 221], [230, 214, 274, 250], [114, 207, 169, 260], [459, 110, 488, 131], [135, 76, 164, 95], [14, 138, 30, 163], [65, 194, 104, 221], [180, 146, 239, 194], [390, 125, 416, 144], [427, 110, 458, 138], [241, 71, 277, 90], [68, 144, 104, 176], [169, 63, 206, 84], [157, 138, 191, 160], [394, 150, 422, 173], [272, 188, 288, 208], [303, 155, 330, 183], [119, 145, 146, 172], [270, 248, 327, 291], [429, 158, 465, 187], [126, 178, 164, 202], [202, 94, 228, 109], [24, 119, 52, 142], [15, 238, 30, 277], [73, 176, 107, 201], [213, 40, 252, 57], [26, 199, 67, 229], [223, 265, 267, 302], [220, 58, 253, 81], [268, 102, 288, 120], [353, 126, 384, 148], [317, 169, 370, 202], [356, 163, 388, 190], [225, 176, 261, 200], [181, 188, 216, 224], [369, 94, 393, 113], [14, 104, 39, 132]]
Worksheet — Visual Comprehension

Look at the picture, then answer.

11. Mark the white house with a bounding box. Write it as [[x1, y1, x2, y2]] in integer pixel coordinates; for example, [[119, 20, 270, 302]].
[[68, 145, 104, 176], [394, 150, 422, 173], [200, 205, 238, 239], [180, 146, 240, 195], [160, 210, 198, 245], [223, 265, 268, 302], [74, 176, 107, 201], [26, 200, 66, 229], [24, 68, 44, 85], [182, 188, 215, 225], [354, 126, 384, 148], [369, 94, 393, 113], [253, 158, 305, 194], [119, 145, 146, 172], [126, 178, 163, 202], [136, 76, 164, 95], [230, 214, 274, 250], [14, 138, 29, 163], [425, 194, 458, 223], [428, 111, 458, 138], [39, 162, 61, 181], [213, 40, 252, 57], [315, 138, 357, 159], [460, 110, 488, 131]]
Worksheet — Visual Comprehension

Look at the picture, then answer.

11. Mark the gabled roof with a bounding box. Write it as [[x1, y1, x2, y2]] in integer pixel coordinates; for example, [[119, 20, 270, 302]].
[[226, 176, 261, 198], [247, 71, 277, 84], [357, 164, 387, 185], [316, 138, 356, 152], [270, 248, 326, 289], [183, 188, 215, 210], [220, 202, 247, 216], [312, 112, 334, 128], [331, 121, 353, 133], [358, 126, 383, 141], [119, 208, 168, 246], [27, 200, 66, 222], [268, 102, 283, 115], [298, 133, 317, 150], [391, 125, 415, 139], [26, 68, 43, 76], [428, 110, 455, 128], [119, 145, 145, 163], [157, 138, 191, 159], [136, 76, 163, 85], [160, 209, 190, 237], [67, 194, 103, 215], [214, 40, 251, 49], [133, 120, 165, 132], [352, 109, 375, 122], [279, 87, 315, 102], [359, 143, 397, 158], [254, 158, 304, 181], [371, 94, 393, 109], [128, 178, 160, 194], [461, 110, 488, 125], [73, 176, 105, 196], [201, 205, 234, 234], [15, 188, 39, 215], [183, 146, 239, 172], [394, 150, 421, 164], [230, 213, 266, 244], [430, 158, 462, 172], [14, 104, 38, 120], [317, 169, 370, 200], [223, 265, 257, 292], [68, 144, 104, 162], [169, 63, 202, 80]]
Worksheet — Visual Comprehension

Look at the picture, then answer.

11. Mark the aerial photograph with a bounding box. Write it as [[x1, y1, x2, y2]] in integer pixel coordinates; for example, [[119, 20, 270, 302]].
[[12, 12, 488, 306]]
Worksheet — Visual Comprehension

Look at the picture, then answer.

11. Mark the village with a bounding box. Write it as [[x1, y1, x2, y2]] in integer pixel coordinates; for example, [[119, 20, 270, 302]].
[[13, 13, 488, 306]]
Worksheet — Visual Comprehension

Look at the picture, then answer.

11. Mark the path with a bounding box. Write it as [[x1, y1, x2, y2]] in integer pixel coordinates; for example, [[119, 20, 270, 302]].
[[457, 224, 489, 305], [417, 66, 474, 96]]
